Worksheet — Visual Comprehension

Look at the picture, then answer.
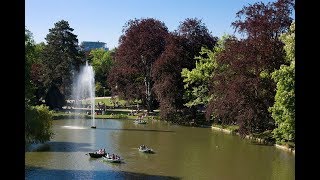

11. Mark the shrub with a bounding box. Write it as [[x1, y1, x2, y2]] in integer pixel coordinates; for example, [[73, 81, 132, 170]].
[[25, 105, 54, 145]]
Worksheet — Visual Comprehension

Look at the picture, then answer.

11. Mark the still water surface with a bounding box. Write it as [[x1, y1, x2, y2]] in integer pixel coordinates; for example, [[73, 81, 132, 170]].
[[25, 119, 295, 179]]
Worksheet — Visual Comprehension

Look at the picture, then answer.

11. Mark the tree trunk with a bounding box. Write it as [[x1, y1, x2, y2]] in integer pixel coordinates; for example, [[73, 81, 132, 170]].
[[145, 65, 153, 112]]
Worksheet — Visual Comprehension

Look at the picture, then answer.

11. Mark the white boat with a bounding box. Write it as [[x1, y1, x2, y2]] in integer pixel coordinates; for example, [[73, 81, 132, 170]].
[[134, 120, 147, 124], [102, 155, 122, 163], [138, 146, 154, 153]]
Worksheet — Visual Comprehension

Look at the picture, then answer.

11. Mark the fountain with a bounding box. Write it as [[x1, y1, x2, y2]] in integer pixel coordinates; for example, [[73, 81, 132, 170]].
[[72, 61, 96, 128]]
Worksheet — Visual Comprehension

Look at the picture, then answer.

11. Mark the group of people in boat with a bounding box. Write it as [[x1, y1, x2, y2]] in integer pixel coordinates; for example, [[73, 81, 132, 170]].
[[135, 119, 146, 123], [139, 144, 148, 150], [95, 149, 106, 154], [104, 153, 121, 160]]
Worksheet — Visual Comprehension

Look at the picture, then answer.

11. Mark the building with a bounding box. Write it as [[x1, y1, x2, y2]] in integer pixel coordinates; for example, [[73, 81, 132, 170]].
[[80, 41, 109, 51]]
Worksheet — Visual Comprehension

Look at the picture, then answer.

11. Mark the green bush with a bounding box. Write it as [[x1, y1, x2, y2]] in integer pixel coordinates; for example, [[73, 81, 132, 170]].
[[25, 105, 54, 145]]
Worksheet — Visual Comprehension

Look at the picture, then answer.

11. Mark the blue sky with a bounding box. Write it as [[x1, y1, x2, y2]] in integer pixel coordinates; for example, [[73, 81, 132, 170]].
[[26, 0, 280, 49]]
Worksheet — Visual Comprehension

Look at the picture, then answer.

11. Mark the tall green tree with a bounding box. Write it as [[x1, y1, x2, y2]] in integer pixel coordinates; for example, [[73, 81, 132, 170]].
[[25, 28, 36, 103], [269, 22, 295, 143], [29, 42, 47, 105], [181, 35, 229, 108], [25, 28, 53, 146], [42, 20, 84, 109], [90, 48, 114, 96]]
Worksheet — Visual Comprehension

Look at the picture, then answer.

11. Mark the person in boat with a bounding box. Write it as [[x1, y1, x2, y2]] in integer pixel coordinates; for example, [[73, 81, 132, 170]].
[[141, 144, 145, 150], [112, 154, 115, 159]]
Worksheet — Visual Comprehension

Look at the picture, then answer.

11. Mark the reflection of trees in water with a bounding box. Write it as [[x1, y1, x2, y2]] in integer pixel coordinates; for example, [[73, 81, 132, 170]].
[[271, 151, 295, 180]]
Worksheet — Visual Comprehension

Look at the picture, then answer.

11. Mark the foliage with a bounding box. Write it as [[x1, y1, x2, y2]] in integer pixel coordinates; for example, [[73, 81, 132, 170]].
[[41, 20, 85, 106], [205, 0, 294, 136], [181, 35, 229, 108], [153, 18, 217, 121], [108, 18, 169, 111], [90, 48, 114, 96], [269, 22, 295, 143], [25, 28, 36, 103], [29, 42, 47, 105], [25, 105, 54, 145]]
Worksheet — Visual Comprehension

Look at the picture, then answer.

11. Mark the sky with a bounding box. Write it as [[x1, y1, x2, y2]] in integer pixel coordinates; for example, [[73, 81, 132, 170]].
[[26, 0, 280, 49]]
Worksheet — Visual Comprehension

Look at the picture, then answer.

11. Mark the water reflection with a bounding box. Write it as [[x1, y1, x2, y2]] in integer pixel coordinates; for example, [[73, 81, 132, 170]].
[[26, 166, 181, 179], [25, 119, 294, 180]]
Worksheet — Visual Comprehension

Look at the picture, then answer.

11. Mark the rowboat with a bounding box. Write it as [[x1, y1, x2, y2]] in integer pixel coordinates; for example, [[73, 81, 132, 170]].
[[102, 155, 122, 163], [138, 146, 154, 153], [134, 120, 147, 124], [88, 152, 106, 158]]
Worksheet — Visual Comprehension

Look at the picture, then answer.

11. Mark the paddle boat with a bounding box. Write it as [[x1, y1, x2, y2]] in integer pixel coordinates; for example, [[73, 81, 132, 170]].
[[102, 153, 122, 163], [87, 149, 106, 158], [138, 145, 154, 153], [134, 119, 147, 124]]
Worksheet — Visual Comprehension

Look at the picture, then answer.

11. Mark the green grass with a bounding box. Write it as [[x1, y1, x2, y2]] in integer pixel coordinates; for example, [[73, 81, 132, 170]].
[[78, 97, 143, 107], [53, 109, 159, 120]]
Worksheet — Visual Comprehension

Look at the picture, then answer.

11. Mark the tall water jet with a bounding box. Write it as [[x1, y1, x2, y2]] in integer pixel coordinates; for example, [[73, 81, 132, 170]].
[[72, 61, 96, 128]]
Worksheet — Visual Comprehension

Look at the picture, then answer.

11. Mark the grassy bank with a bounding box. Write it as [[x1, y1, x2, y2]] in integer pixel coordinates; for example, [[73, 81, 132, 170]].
[[211, 123, 295, 153], [53, 109, 160, 120]]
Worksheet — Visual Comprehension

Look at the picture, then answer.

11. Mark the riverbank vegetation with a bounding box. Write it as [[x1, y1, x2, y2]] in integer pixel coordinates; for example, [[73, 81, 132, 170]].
[[26, 0, 295, 149]]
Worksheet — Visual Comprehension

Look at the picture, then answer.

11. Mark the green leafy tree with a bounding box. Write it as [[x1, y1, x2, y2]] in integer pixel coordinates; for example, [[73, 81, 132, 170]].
[[25, 28, 53, 146], [269, 22, 295, 143], [181, 35, 229, 108], [90, 48, 114, 96], [42, 20, 84, 109], [25, 105, 54, 145], [25, 28, 36, 103]]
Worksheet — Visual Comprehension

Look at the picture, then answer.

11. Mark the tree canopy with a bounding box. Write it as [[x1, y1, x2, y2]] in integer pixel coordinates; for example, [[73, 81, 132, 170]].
[[269, 22, 295, 143], [90, 48, 115, 96], [108, 18, 169, 111], [153, 18, 217, 121], [181, 35, 229, 108], [25, 28, 54, 146], [41, 20, 85, 109], [205, 0, 294, 136]]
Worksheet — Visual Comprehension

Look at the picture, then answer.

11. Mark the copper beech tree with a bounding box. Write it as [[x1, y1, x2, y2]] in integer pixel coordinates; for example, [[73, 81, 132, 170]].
[[152, 18, 217, 121], [108, 18, 169, 112], [206, 0, 294, 136]]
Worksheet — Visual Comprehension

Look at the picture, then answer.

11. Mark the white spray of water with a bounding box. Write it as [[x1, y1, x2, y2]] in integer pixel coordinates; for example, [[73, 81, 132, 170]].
[[72, 61, 95, 127]]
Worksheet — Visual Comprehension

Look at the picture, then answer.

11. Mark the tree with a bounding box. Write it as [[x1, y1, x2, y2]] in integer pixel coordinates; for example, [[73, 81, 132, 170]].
[[152, 34, 188, 120], [25, 105, 54, 145], [25, 28, 36, 104], [206, 0, 294, 136], [41, 20, 85, 109], [90, 48, 114, 96], [269, 22, 295, 143], [181, 35, 229, 108], [25, 28, 53, 146], [108, 18, 169, 112], [30, 42, 47, 105], [153, 18, 217, 121]]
